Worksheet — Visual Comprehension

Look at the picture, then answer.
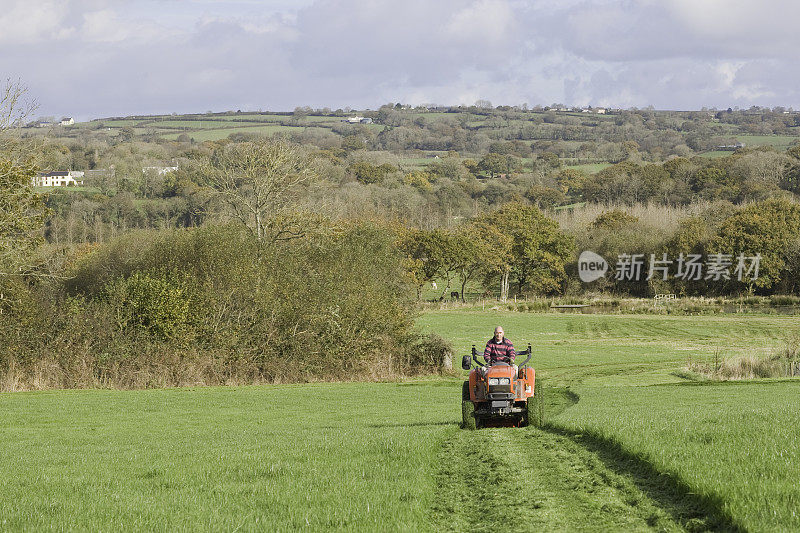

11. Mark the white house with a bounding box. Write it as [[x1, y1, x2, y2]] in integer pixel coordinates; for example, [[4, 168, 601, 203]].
[[31, 171, 84, 187], [142, 165, 179, 175], [343, 116, 373, 124], [60, 117, 74, 126]]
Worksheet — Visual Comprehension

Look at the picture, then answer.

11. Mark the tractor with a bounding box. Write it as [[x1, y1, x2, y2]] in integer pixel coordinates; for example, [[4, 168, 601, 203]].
[[461, 343, 542, 429]]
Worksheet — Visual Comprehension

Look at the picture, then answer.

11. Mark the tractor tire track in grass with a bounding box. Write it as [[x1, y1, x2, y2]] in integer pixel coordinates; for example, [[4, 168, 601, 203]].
[[433, 428, 683, 532], [432, 391, 743, 532]]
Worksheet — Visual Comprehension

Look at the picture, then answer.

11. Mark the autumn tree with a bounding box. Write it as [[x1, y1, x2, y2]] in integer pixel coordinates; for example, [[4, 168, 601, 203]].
[[712, 198, 800, 294], [398, 229, 455, 299], [477, 153, 512, 178], [452, 223, 503, 300], [475, 203, 573, 298]]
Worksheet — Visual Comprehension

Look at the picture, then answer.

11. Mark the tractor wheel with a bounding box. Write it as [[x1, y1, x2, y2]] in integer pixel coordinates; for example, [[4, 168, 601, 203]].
[[461, 381, 477, 430], [520, 406, 530, 427], [528, 379, 545, 428]]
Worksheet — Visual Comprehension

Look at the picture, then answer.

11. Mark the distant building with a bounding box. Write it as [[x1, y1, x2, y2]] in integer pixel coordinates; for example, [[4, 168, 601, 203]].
[[142, 165, 179, 175], [60, 117, 75, 126], [343, 116, 373, 124], [32, 171, 84, 187], [86, 169, 114, 181], [717, 142, 746, 151], [595, 108, 607, 114]]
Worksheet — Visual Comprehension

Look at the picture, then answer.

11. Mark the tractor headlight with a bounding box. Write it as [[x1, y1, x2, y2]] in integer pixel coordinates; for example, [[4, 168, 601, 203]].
[[488, 378, 499, 386], [487, 378, 510, 386], [498, 377, 510, 385]]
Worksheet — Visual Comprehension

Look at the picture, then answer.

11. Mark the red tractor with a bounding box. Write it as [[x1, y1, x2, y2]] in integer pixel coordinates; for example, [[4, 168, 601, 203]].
[[461, 344, 543, 429]]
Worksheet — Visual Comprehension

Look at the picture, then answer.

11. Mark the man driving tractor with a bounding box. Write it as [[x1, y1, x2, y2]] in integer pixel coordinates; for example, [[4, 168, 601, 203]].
[[462, 326, 540, 428], [483, 326, 516, 370]]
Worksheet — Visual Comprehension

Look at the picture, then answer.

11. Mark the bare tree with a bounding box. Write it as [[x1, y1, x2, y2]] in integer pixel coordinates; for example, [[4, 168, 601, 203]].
[[1, 81, 48, 281], [1, 78, 36, 130], [205, 139, 317, 243], [1, 79, 37, 160]]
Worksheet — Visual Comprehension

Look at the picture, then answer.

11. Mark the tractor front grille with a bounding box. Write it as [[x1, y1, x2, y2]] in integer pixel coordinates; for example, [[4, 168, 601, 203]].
[[488, 391, 514, 401]]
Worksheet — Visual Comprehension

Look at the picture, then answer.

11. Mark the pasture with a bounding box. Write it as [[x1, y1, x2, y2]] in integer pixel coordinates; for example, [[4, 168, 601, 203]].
[[564, 162, 612, 173], [160, 125, 308, 142], [2, 311, 799, 531], [735, 134, 799, 151]]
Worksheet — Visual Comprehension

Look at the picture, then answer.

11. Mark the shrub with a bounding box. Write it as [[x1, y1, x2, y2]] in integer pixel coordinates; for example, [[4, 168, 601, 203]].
[[770, 295, 800, 306], [102, 272, 196, 341], [4, 221, 427, 389], [402, 333, 453, 374]]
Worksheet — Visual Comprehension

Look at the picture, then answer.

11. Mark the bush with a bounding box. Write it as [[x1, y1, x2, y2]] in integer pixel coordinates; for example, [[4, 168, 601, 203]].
[[4, 221, 428, 390], [102, 272, 197, 341], [770, 295, 800, 306], [403, 333, 453, 374]]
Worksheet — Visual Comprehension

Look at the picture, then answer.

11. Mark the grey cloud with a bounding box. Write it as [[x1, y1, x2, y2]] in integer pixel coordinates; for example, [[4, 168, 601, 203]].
[[3, 0, 800, 119], [533, 0, 800, 62]]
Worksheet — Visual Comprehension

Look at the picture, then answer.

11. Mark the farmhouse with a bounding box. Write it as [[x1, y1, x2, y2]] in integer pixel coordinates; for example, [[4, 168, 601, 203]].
[[31, 171, 85, 187], [343, 116, 373, 124], [60, 117, 75, 126]]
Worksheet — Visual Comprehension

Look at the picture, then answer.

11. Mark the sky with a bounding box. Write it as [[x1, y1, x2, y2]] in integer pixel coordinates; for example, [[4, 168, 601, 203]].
[[2, 0, 799, 120]]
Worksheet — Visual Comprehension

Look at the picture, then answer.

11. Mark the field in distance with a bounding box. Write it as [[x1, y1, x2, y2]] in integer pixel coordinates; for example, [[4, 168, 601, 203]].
[[2, 311, 799, 531]]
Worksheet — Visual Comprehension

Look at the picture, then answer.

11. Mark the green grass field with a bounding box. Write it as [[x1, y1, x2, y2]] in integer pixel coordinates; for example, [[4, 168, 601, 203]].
[[160, 125, 308, 142], [564, 162, 613, 173], [197, 114, 288, 122], [0, 383, 455, 531], [3, 311, 799, 530], [735, 134, 799, 151]]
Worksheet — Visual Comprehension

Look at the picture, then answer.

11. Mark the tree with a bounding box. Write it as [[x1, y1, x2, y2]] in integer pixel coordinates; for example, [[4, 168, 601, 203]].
[[0, 159, 47, 277], [402, 170, 432, 192], [591, 209, 639, 231], [399, 229, 454, 299], [348, 161, 394, 185], [691, 166, 739, 201], [783, 145, 800, 193], [472, 218, 513, 301], [204, 139, 317, 243], [554, 168, 585, 197], [1, 78, 36, 133], [0, 80, 47, 280], [451, 224, 494, 301], [478, 153, 510, 178], [475, 203, 573, 298], [712, 198, 800, 293]]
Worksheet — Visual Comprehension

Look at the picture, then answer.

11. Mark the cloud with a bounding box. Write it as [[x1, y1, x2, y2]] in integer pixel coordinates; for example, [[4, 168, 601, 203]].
[[0, 1, 73, 44], [1, 0, 799, 119]]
